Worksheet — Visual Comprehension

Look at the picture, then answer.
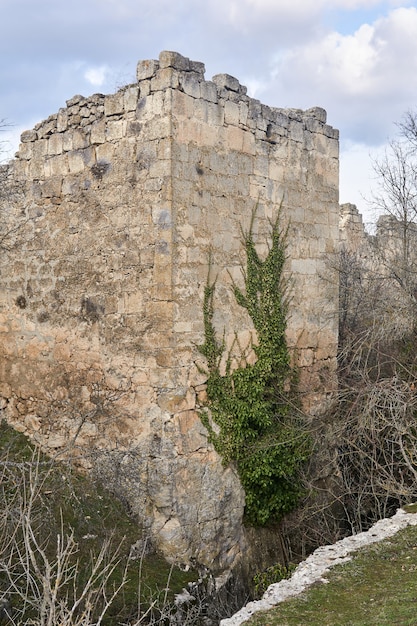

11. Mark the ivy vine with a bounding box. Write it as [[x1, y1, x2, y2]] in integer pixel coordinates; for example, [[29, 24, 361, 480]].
[[198, 210, 310, 526]]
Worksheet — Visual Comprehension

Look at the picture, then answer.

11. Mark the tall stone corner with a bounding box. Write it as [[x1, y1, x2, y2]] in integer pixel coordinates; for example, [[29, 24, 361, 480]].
[[0, 51, 340, 572]]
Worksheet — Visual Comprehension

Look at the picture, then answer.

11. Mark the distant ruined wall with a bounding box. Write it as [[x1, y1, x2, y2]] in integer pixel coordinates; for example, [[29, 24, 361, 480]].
[[340, 202, 417, 267], [340, 203, 370, 252], [340, 202, 417, 341], [0, 51, 340, 572]]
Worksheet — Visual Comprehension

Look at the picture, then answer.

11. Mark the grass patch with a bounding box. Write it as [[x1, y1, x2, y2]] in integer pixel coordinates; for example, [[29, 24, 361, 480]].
[[403, 503, 417, 514], [248, 524, 417, 626]]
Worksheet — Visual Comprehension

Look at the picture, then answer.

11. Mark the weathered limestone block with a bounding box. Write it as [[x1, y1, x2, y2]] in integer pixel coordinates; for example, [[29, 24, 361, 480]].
[[200, 80, 218, 103], [40, 176, 62, 198], [212, 73, 242, 93], [224, 100, 240, 126], [79, 105, 90, 118], [189, 60, 205, 76], [90, 119, 106, 144], [17, 142, 33, 160], [47, 134, 63, 156], [146, 91, 166, 118], [159, 50, 191, 72], [20, 129, 38, 143], [289, 120, 305, 143], [31, 138, 48, 159], [146, 117, 171, 140], [180, 72, 201, 99], [124, 85, 139, 112], [72, 128, 90, 150], [171, 89, 194, 119], [136, 58, 159, 81], [66, 94, 85, 107], [104, 92, 124, 117], [306, 106, 327, 122], [106, 119, 125, 141], [67, 151, 85, 174], [151, 67, 180, 92], [36, 116, 57, 139]]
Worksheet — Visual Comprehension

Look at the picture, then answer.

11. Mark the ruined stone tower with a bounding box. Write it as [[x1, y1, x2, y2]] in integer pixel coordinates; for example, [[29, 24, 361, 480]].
[[0, 51, 339, 571]]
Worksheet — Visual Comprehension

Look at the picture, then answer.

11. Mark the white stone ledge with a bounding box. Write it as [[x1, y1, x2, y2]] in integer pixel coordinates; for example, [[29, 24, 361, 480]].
[[221, 508, 417, 626]]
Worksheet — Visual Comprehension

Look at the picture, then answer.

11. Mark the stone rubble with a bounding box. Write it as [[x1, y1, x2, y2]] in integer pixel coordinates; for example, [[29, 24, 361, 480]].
[[221, 508, 417, 625]]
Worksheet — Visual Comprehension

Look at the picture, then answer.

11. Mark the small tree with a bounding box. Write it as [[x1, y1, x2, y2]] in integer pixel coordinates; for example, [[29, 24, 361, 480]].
[[333, 111, 417, 533], [371, 113, 417, 304]]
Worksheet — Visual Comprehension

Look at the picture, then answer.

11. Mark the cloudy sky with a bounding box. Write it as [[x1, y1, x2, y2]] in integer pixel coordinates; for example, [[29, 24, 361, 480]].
[[1, 0, 417, 226]]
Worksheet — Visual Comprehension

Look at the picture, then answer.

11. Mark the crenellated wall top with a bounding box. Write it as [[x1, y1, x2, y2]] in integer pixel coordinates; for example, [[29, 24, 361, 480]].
[[16, 50, 338, 156]]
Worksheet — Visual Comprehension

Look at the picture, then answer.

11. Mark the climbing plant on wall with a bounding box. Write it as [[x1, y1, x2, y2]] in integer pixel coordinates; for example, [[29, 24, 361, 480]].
[[198, 209, 310, 526]]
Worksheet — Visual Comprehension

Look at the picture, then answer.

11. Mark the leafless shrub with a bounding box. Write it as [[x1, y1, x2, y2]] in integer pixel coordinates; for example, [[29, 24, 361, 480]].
[[277, 417, 347, 562], [0, 419, 242, 626], [332, 375, 417, 534], [0, 450, 127, 625], [335, 212, 417, 533]]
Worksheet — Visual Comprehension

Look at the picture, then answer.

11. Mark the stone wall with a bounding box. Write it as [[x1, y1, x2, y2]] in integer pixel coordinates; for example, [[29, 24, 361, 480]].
[[340, 202, 417, 342], [0, 51, 340, 572], [340, 203, 369, 252]]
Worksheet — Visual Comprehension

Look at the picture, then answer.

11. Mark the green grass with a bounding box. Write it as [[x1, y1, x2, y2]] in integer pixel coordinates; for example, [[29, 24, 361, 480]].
[[249, 524, 417, 626], [0, 420, 196, 623]]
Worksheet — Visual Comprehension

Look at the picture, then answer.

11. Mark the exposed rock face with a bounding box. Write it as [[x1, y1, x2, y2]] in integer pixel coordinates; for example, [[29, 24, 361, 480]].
[[0, 51, 339, 571]]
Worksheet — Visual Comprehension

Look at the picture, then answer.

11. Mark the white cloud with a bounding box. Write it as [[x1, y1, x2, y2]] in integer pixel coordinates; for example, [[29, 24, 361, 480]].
[[225, 0, 381, 17], [387, 0, 414, 5], [216, 0, 383, 32], [259, 7, 417, 143], [284, 24, 381, 97], [84, 65, 109, 87], [241, 0, 380, 9], [278, 7, 417, 95]]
